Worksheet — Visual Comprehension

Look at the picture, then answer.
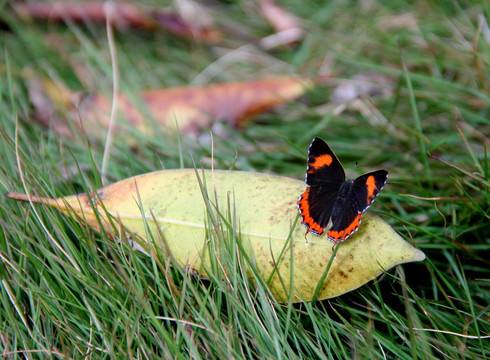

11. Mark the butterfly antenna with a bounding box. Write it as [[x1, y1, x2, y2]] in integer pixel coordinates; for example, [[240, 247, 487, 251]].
[[350, 160, 359, 178], [304, 231, 309, 246]]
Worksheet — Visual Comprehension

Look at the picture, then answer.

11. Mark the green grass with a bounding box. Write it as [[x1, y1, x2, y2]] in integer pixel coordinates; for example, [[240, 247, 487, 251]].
[[1, 0, 489, 358]]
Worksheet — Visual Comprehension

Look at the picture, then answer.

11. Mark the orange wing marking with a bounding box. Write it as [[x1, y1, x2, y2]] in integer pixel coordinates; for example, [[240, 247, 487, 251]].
[[366, 175, 377, 204], [327, 213, 362, 243], [298, 188, 324, 235], [307, 154, 333, 173]]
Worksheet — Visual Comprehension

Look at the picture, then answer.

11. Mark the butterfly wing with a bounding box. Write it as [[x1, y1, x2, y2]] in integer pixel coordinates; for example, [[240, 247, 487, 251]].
[[327, 170, 388, 243], [351, 170, 388, 211], [298, 137, 345, 235], [305, 137, 345, 187], [298, 186, 338, 235]]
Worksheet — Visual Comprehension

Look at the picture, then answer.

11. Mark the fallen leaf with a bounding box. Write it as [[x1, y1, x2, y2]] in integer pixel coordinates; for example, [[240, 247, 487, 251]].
[[6, 169, 425, 303], [257, 0, 304, 47], [258, 0, 301, 34], [330, 72, 394, 103], [377, 13, 418, 31], [27, 76, 313, 139], [26, 73, 82, 139], [15, 1, 220, 42], [327, 72, 402, 137]]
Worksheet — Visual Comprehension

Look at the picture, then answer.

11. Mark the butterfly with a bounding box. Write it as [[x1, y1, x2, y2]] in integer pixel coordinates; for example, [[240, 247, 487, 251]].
[[298, 137, 388, 244]]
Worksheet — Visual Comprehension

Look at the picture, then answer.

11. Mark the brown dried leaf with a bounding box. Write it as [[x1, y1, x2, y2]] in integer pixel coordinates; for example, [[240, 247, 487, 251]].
[[257, 0, 304, 47], [258, 0, 302, 33], [27, 76, 313, 139], [330, 72, 394, 103], [377, 13, 418, 31], [15, 1, 220, 42]]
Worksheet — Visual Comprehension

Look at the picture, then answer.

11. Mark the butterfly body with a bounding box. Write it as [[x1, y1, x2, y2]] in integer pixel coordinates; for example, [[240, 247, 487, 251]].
[[298, 137, 388, 243]]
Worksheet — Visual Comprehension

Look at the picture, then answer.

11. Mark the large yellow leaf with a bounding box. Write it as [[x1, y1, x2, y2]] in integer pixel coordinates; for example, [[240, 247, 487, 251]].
[[7, 169, 425, 302]]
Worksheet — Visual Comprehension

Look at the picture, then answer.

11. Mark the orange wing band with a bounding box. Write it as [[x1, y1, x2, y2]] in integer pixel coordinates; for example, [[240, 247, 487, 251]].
[[366, 175, 377, 204], [298, 188, 324, 235], [307, 154, 333, 173], [327, 213, 362, 243]]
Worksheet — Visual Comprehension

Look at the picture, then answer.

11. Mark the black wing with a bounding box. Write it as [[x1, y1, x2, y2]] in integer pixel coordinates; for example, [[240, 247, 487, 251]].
[[298, 186, 338, 235], [299, 137, 345, 235], [305, 137, 345, 187], [350, 170, 388, 213], [327, 170, 388, 243]]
